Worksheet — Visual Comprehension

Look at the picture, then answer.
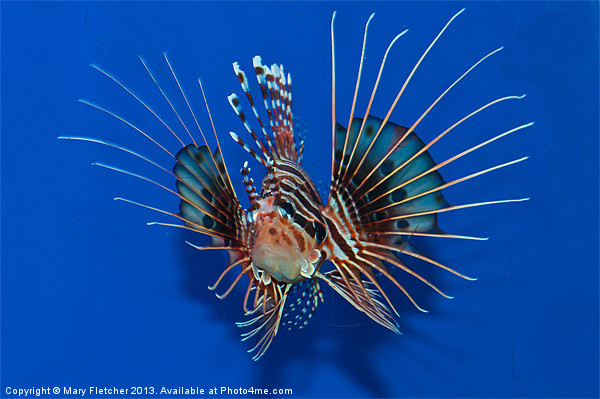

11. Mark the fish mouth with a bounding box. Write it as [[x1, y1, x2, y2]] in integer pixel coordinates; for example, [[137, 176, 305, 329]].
[[252, 242, 304, 283]]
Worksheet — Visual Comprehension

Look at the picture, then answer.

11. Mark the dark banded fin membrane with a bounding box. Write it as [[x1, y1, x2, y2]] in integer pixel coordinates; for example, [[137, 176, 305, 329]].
[[330, 115, 449, 245], [322, 115, 461, 327], [174, 144, 247, 245]]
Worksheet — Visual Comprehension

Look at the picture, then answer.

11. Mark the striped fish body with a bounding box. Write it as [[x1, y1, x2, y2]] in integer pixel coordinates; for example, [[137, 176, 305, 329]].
[[65, 9, 530, 361], [249, 160, 326, 284], [202, 8, 530, 359], [212, 53, 456, 353]]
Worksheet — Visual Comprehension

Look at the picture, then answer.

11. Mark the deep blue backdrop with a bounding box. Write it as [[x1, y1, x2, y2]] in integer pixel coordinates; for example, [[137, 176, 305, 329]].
[[2, 1, 598, 398]]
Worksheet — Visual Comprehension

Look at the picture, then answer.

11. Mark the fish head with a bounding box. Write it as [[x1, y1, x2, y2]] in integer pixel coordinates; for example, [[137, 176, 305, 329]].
[[250, 195, 326, 284]]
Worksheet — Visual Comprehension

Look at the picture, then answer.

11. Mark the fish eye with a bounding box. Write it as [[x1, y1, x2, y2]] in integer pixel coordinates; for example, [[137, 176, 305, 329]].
[[313, 221, 327, 243], [277, 200, 295, 221]]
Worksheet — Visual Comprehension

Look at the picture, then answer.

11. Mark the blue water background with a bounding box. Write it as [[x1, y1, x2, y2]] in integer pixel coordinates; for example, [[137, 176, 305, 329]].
[[2, 1, 598, 397]]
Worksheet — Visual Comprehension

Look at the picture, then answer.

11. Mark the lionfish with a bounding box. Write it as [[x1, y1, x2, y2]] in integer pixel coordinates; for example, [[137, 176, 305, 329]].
[[61, 9, 532, 360]]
